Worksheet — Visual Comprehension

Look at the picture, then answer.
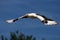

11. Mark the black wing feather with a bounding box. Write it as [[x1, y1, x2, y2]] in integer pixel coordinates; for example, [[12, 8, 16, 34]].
[[36, 14, 53, 21]]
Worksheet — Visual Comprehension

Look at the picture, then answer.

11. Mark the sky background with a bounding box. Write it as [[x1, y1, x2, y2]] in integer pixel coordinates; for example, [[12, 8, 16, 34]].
[[0, 0, 60, 40]]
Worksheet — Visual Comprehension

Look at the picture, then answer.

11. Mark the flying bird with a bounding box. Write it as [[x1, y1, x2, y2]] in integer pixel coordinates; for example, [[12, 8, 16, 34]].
[[6, 13, 58, 25]]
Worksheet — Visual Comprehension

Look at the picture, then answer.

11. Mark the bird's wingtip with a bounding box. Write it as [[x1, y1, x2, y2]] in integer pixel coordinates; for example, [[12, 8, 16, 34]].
[[44, 21, 58, 25], [6, 19, 14, 23]]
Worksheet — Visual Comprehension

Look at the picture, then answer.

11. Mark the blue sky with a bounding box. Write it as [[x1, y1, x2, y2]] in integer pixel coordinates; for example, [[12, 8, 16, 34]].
[[0, 0, 60, 40]]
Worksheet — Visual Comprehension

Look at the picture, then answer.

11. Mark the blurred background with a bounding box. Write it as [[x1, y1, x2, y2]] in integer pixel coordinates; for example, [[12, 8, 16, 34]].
[[0, 0, 60, 40]]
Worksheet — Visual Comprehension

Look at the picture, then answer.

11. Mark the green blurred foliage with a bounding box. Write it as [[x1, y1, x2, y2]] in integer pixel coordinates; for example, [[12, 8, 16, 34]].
[[0, 30, 36, 40]]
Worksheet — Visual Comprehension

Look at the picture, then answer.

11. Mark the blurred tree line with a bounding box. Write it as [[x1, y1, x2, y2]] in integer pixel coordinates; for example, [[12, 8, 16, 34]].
[[0, 30, 36, 40], [0, 30, 45, 40]]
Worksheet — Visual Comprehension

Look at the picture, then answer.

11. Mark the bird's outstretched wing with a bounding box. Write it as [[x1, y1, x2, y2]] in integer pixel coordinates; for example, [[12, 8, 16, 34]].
[[6, 15, 27, 23], [36, 14, 50, 20], [36, 14, 58, 25]]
